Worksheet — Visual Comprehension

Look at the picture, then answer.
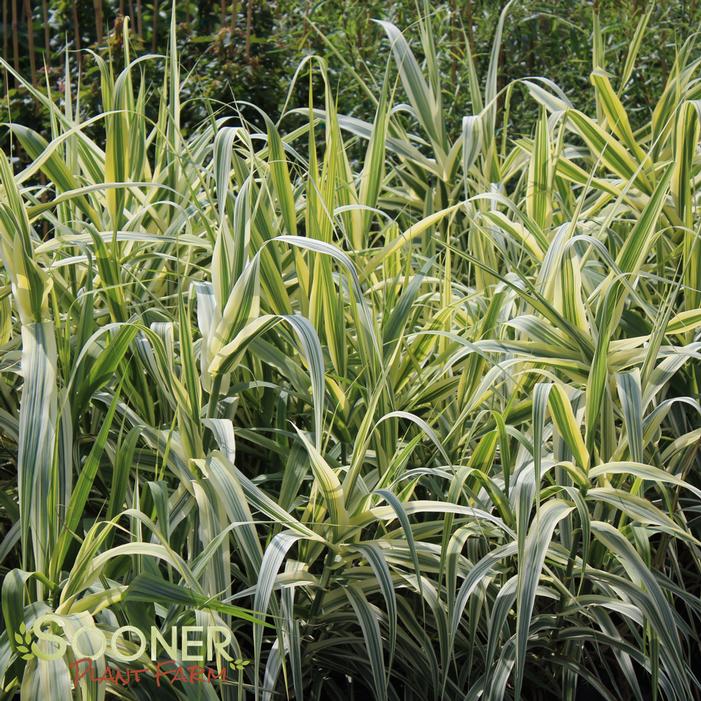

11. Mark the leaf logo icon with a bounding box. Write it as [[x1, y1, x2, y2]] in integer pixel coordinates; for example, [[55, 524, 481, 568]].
[[14, 622, 34, 661], [229, 658, 251, 671]]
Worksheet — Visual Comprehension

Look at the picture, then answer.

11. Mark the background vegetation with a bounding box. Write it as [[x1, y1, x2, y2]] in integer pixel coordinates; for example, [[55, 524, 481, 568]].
[[2, 1, 701, 148], [0, 1, 700, 700]]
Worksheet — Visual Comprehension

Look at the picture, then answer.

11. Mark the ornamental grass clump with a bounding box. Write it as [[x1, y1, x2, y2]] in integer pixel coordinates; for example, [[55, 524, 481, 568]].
[[0, 5, 700, 701]]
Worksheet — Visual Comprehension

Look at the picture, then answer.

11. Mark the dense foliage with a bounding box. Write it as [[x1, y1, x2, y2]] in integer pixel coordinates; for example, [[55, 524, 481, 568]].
[[2, 1, 701, 147], [1, 2, 701, 700]]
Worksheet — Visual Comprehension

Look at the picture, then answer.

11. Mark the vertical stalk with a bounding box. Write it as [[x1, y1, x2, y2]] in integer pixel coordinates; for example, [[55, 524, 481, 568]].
[[245, 0, 252, 63], [2, 1, 8, 84], [41, 0, 49, 61], [449, 0, 456, 84], [466, 0, 474, 52], [11, 0, 19, 74], [137, 0, 143, 37], [72, 1, 81, 69], [151, 0, 158, 52], [94, 0, 104, 43], [22, 0, 36, 85], [230, 0, 238, 33]]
